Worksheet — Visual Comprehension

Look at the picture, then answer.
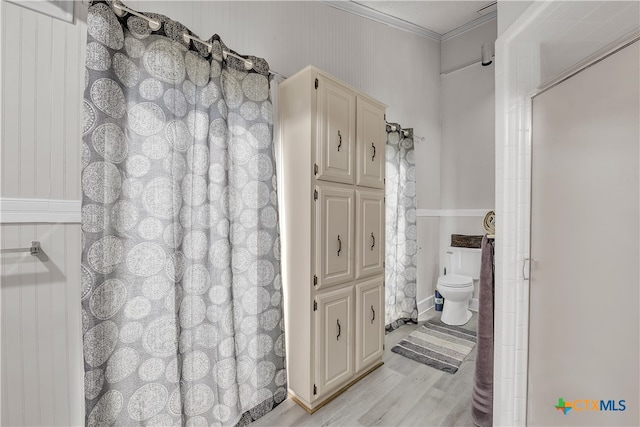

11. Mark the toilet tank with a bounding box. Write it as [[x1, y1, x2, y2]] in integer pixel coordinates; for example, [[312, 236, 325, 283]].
[[447, 246, 482, 280]]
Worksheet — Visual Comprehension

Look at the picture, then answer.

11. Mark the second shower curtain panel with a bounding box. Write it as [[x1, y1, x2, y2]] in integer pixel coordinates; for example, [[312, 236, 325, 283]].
[[385, 125, 418, 331]]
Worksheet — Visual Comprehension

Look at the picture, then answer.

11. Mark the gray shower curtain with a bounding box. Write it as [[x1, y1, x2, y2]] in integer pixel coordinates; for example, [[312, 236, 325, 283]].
[[385, 125, 418, 331], [81, 1, 285, 425]]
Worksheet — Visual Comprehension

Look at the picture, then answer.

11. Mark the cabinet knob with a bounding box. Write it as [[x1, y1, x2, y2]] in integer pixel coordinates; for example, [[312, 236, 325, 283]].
[[371, 143, 376, 161], [337, 130, 342, 152], [337, 235, 342, 256], [336, 319, 341, 340], [370, 232, 375, 251], [371, 305, 375, 323]]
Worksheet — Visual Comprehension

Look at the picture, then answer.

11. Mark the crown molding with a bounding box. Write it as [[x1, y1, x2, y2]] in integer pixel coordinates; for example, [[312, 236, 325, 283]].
[[441, 11, 497, 42], [323, 2, 497, 43], [322, 1, 442, 42]]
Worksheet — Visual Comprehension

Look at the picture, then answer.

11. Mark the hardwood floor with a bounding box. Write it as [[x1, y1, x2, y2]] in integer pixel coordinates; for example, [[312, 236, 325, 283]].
[[251, 310, 479, 427]]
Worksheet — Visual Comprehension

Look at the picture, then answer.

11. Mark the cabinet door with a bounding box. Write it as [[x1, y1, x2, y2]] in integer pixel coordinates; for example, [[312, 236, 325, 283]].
[[356, 97, 385, 189], [356, 190, 384, 279], [316, 183, 354, 289], [316, 75, 356, 184], [355, 277, 384, 372], [315, 285, 353, 397]]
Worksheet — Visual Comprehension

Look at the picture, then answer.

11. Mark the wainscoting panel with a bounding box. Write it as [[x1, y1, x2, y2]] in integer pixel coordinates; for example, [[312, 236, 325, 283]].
[[0, 223, 84, 426], [0, 1, 86, 201], [1, 1, 87, 425]]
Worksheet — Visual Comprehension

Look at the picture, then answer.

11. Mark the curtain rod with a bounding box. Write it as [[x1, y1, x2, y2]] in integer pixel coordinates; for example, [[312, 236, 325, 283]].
[[385, 121, 425, 142], [111, 0, 286, 79]]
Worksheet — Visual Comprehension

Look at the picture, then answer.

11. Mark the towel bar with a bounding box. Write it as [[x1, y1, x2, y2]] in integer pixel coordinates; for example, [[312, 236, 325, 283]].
[[0, 240, 40, 255]]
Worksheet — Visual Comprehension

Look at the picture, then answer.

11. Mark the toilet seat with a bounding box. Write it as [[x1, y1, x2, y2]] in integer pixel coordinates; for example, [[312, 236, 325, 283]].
[[437, 274, 473, 288]]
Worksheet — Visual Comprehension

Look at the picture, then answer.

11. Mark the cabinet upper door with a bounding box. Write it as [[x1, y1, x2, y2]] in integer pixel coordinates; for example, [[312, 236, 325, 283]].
[[355, 277, 384, 372], [315, 183, 354, 289], [315, 285, 353, 398], [356, 97, 385, 189], [316, 75, 356, 184], [356, 190, 384, 279]]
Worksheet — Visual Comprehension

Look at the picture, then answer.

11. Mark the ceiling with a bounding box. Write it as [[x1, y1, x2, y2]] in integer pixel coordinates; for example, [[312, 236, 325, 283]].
[[351, 1, 497, 36]]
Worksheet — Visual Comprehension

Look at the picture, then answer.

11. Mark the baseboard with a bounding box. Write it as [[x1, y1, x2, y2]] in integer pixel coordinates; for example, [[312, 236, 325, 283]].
[[417, 295, 434, 321], [419, 296, 479, 320], [289, 361, 384, 414]]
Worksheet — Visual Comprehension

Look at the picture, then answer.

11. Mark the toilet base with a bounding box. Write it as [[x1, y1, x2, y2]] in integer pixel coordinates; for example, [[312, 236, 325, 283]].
[[440, 300, 472, 326]]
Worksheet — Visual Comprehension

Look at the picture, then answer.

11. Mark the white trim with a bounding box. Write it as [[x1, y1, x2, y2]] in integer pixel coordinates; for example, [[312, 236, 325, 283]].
[[324, 2, 498, 43], [494, 3, 550, 424], [322, 1, 441, 41], [416, 208, 492, 217], [6, 0, 74, 23], [0, 198, 81, 224], [417, 295, 434, 321], [441, 12, 497, 41], [535, 31, 640, 97], [418, 296, 478, 321]]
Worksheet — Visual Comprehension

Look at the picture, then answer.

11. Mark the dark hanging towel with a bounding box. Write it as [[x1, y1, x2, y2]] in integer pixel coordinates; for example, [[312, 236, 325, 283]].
[[472, 235, 495, 427]]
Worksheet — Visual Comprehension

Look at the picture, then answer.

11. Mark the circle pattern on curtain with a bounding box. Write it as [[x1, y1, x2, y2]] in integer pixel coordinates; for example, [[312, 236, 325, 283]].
[[81, 2, 285, 425], [385, 129, 418, 331]]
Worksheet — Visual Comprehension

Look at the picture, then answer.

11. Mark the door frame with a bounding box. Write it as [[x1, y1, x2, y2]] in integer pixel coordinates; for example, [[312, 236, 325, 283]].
[[494, 2, 640, 425]]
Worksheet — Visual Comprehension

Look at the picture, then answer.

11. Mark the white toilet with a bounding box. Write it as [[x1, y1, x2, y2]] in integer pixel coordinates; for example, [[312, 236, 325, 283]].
[[437, 246, 481, 326]]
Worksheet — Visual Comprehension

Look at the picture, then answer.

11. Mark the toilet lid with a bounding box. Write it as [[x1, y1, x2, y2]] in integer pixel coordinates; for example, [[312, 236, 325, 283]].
[[438, 274, 473, 288]]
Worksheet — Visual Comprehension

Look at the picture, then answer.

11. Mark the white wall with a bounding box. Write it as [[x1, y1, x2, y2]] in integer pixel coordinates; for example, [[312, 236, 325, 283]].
[[441, 19, 498, 73], [1, 223, 84, 426], [0, 1, 442, 424], [0, 1, 87, 425], [497, 1, 533, 36], [431, 19, 496, 309]]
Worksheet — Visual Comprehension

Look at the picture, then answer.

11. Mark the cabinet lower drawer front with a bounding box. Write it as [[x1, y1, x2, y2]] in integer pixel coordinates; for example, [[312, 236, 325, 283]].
[[315, 285, 353, 397], [356, 277, 384, 372]]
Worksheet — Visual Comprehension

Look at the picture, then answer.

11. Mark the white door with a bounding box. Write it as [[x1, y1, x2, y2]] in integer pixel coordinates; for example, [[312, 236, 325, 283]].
[[315, 182, 354, 289], [315, 285, 353, 397], [355, 277, 383, 372], [356, 97, 385, 189], [528, 41, 639, 426], [355, 189, 384, 279], [316, 75, 355, 184]]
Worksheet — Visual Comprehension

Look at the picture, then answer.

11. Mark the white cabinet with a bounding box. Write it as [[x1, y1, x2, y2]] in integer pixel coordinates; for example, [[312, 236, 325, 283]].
[[279, 66, 386, 413]]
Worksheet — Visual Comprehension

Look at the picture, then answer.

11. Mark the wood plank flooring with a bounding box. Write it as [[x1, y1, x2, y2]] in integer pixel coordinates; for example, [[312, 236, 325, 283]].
[[251, 310, 478, 427]]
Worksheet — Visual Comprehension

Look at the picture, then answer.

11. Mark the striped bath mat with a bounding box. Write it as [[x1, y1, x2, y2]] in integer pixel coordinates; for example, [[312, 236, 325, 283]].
[[391, 320, 477, 374]]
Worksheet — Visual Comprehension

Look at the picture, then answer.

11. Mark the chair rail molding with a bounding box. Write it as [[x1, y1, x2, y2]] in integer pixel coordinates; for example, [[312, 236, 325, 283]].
[[416, 209, 492, 217], [0, 198, 81, 224]]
